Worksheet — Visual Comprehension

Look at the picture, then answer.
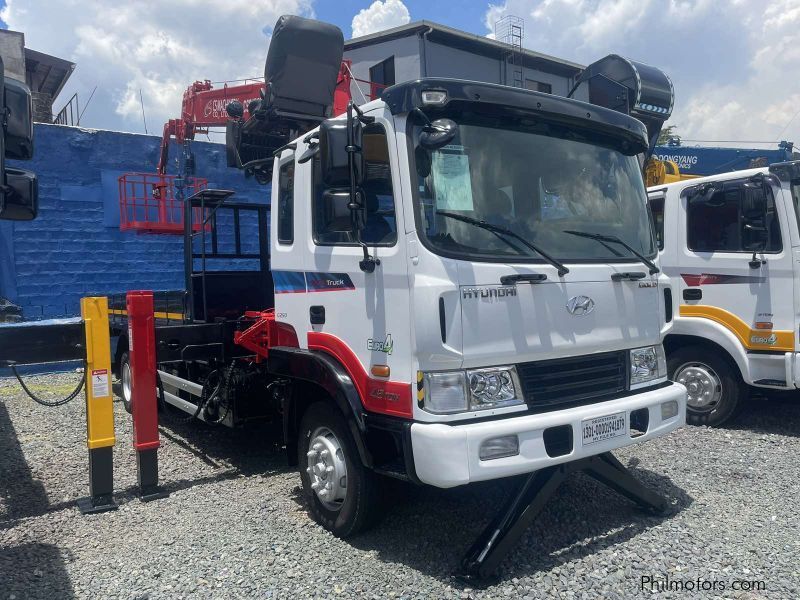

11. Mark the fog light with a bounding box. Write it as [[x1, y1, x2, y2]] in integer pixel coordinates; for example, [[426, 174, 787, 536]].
[[479, 434, 519, 460], [661, 400, 678, 420]]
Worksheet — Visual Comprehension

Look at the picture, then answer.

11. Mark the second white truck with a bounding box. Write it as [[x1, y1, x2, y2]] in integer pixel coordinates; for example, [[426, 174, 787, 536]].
[[649, 161, 800, 425]]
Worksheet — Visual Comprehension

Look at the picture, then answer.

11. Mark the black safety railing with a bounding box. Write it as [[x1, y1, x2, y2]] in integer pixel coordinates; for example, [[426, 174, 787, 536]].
[[53, 93, 79, 126]]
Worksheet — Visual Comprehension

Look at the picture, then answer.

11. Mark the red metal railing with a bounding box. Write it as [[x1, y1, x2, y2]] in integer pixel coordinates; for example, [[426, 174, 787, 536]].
[[119, 173, 208, 234]]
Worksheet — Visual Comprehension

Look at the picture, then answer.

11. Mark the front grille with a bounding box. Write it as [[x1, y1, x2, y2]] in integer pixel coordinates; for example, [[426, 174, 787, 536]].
[[517, 350, 627, 409]]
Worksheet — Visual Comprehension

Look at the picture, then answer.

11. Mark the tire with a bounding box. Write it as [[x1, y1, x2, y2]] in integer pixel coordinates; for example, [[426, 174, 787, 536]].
[[668, 345, 746, 426], [119, 351, 132, 414], [297, 401, 381, 537]]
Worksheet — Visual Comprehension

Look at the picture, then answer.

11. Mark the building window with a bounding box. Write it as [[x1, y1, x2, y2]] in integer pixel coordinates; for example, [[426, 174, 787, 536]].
[[525, 79, 552, 94], [369, 56, 395, 98], [277, 160, 294, 245], [313, 123, 397, 246]]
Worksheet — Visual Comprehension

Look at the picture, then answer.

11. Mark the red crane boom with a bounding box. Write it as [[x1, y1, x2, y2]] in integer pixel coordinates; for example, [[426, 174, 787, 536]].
[[156, 79, 265, 175]]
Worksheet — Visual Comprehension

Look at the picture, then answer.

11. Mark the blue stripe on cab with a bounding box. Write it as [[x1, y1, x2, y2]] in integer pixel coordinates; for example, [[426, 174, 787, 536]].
[[273, 271, 307, 294]]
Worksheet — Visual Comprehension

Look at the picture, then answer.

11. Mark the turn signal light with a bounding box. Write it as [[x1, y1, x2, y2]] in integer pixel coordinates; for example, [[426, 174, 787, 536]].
[[371, 365, 390, 378], [754, 322, 773, 330]]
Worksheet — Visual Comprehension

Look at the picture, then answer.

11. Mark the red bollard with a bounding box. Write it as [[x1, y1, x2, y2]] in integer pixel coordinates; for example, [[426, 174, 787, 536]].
[[127, 290, 168, 501]]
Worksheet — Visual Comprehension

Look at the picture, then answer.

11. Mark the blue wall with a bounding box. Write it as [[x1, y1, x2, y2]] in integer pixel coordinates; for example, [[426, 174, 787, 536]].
[[1, 124, 270, 319]]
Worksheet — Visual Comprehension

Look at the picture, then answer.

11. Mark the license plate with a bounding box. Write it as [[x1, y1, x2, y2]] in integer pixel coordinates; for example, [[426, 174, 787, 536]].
[[582, 412, 627, 446]]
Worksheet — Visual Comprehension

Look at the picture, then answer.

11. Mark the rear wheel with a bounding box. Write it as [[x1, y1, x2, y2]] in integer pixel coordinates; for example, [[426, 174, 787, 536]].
[[297, 401, 381, 537], [120, 351, 132, 414], [668, 346, 745, 426]]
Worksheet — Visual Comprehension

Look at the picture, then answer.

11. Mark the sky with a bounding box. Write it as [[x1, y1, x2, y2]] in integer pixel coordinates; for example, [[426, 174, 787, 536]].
[[4, 0, 800, 149]]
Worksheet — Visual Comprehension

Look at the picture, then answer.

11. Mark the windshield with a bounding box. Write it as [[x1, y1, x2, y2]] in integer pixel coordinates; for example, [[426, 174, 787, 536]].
[[410, 115, 656, 263]]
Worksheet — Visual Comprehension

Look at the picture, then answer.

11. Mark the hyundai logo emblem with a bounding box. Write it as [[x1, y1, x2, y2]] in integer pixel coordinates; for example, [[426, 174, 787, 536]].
[[566, 295, 595, 316]]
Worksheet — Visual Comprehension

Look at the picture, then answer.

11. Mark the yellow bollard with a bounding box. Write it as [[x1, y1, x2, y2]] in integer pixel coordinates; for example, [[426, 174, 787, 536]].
[[77, 296, 118, 514]]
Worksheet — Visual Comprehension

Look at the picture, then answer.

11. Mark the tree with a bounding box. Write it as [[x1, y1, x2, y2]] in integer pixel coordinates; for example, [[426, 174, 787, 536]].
[[657, 124, 680, 146]]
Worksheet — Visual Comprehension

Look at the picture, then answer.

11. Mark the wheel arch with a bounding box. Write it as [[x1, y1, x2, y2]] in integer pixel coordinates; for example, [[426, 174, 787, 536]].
[[268, 347, 373, 469], [665, 319, 750, 383]]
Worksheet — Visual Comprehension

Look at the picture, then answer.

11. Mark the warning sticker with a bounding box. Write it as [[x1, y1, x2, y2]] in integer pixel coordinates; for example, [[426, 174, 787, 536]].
[[91, 369, 110, 399]]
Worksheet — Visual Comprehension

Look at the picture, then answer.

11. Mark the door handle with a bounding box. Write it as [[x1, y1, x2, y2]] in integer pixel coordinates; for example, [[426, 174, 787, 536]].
[[683, 288, 702, 301], [309, 305, 325, 325]]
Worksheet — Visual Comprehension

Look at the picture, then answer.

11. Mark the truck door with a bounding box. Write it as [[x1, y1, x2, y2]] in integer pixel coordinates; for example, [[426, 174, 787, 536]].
[[678, 176, 795, 355], [301, 115, 412, 417]]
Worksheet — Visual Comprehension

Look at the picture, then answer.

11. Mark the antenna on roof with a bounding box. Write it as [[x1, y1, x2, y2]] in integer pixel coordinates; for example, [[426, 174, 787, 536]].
[[494, 15, 524, 88], [139, 89, 148, 135]]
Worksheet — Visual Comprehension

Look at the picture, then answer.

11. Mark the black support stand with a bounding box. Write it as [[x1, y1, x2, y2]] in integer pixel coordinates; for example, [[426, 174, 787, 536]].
[[77, 447, 118, 514], [456, 452, 669, 585], [137, 449, 169, 502]]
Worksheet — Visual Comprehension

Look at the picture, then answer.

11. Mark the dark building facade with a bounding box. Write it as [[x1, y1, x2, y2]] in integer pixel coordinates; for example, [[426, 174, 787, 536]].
[[343, 21, 587, 102]]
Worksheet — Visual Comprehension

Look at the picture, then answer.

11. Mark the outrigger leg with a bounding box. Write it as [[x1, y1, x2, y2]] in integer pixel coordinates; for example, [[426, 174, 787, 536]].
[[456, 452, 670, 585]]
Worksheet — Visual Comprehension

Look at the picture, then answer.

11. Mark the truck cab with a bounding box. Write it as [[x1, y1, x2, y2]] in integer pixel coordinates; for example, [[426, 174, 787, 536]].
[[271, 77, 686, 514], [649, 161, 800, 425]]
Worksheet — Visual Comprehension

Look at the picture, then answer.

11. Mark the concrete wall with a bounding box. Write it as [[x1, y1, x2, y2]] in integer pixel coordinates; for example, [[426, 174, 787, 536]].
[[0, 30, 26, 81], [1, 123, 269, 319], [345, 34, 574, 99], [344, 35, 421, 101], [425, 41, 504, 83]]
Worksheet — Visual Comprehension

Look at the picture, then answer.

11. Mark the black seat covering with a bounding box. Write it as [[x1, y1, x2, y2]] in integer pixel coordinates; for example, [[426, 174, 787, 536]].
[[264, 15, 344, 117]]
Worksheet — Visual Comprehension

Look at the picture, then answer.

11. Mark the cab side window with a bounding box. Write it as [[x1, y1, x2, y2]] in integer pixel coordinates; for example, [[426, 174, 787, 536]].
[[313, 123, 398, 246], [277, 161, 294, 245], [687, 183, 781, 253]]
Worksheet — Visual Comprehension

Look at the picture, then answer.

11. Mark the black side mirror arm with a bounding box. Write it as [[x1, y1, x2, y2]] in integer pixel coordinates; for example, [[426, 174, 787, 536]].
[[346, 101, 379, 273], [749, 251, 765, 269]]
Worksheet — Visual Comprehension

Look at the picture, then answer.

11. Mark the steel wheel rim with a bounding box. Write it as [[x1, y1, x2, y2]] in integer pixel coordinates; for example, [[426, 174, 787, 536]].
[[306, 426, 348, 510], [122, 360, 132, 405], [675, 361, 722, 411]]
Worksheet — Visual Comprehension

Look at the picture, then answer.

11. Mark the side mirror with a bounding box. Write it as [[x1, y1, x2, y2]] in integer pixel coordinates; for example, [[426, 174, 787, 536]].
[[225, 120, 242, 168], [4, 77, 34, 160], [0, 168, 38, 221], [742, 209, 768, 250], [319, 118, 363, 187], [419, 118, 458, 150], [742, 181, 769, 251], [321, 190, 354, 233]]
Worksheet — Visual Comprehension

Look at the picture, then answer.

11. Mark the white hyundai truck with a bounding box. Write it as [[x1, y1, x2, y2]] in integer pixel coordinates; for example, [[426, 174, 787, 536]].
[[649, 160, 800, 426], [115, 18, 686, 581]]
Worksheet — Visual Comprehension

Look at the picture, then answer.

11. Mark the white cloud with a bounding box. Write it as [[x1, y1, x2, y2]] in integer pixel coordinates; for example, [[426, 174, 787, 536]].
[[2, 0, 314, 136], [351, 0, 410, 38], [485, 0, 800, 147]]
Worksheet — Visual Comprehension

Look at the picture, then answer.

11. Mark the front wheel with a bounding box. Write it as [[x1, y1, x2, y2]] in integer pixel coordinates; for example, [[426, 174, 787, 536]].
[[297, 402, 381, 537], [668, 346, 745, 426]]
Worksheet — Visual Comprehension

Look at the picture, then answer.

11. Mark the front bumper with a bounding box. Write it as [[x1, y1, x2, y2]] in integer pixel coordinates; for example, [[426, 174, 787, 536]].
[[410, 382, 686, 488]]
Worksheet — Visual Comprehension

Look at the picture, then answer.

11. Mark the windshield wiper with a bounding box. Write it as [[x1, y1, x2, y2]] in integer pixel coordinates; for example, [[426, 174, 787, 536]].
[[437, 211, 569, 276], [562, 230, 659, 274]]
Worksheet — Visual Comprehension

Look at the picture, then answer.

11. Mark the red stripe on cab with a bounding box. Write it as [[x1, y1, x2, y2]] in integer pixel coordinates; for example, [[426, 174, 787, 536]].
[[307, 331, 412, 418]]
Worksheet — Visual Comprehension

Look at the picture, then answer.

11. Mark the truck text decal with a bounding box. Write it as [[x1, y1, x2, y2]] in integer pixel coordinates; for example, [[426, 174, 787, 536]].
[[461, 286, 517, 300], [273, 271, 355, 294], [368, 334, 393, 354]]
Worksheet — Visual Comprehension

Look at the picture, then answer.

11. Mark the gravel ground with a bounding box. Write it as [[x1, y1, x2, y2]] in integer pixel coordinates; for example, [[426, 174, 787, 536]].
[[1, 372, 799, 600]]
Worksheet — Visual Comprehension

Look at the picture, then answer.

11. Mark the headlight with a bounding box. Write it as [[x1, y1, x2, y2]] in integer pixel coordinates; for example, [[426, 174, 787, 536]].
[[422, 371, 468, 413], [467, 366, 522, 409], [630, 345, 667, 385], [422, 366, 524, 413]]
